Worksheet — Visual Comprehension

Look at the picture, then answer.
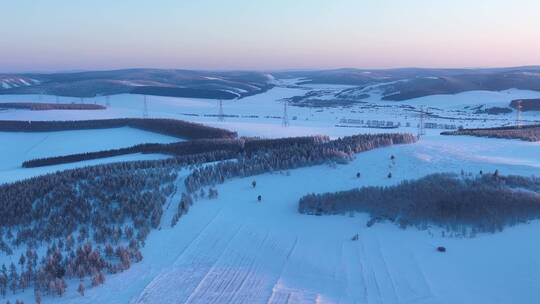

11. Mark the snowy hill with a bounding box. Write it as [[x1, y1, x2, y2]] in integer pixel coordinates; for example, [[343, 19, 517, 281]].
[[1, 79, 540, 303], [0, 69, 274, 99], [0, 76, 40, 89]]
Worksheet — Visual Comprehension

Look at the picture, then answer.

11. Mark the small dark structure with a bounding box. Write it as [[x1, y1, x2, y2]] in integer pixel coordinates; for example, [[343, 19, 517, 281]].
[[252, 180, 257, 188], [356, 172, 361, 178], [437, 246, 446, 253], [390, 155, 395, 160], [351, 234, 359, 241], [387, 172, 392, 179], [257, 195, 262, 202]]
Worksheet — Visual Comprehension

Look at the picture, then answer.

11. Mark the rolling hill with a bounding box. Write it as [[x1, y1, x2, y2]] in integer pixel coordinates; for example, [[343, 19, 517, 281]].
[[0, 69, 275, 99]]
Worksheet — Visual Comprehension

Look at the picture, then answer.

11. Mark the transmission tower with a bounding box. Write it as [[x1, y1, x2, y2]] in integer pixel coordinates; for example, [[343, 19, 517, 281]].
[[106, 95, 111, 107], [282, 100, 289, 127], [218, 100, 224, 121], [417, 106, 426, 138], [143, 95, 149, 118], [55, 95, 59, 104], [80, 97, 85, 104], [516, 100, 522, 128]]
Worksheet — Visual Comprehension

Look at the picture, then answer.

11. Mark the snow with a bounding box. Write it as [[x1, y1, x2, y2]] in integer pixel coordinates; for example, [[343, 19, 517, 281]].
[[19, 78, 31, 86], [0, 77, 38, 89], [2, 134, 534, 304], [0, 127, 179, 184], [1, 83, 539, 137], [2, 81, 540, 303]]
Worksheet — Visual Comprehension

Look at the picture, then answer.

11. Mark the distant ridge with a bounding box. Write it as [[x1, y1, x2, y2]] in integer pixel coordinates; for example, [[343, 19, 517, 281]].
[[0, 69, 274, 99]]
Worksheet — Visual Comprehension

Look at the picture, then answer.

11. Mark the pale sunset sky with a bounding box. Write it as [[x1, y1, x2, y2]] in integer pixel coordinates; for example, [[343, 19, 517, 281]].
[[0, 0, 539, 72]]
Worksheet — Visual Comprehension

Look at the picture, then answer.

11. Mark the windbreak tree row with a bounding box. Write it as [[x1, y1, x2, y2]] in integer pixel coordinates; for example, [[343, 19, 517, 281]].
[[0, 118, 237, 139], [22, 136, 331, 168], [442, 124, 540, 142]]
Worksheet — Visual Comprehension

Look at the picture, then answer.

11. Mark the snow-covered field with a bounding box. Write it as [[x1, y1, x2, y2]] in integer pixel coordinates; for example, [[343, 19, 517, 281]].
[[0, 127, 178, 184], [3, 135, 536, 304], [1, 80, 539, 139], [2, 80, 540, 303]]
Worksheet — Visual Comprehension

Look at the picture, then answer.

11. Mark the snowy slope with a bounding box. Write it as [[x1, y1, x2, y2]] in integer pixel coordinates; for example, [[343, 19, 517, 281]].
[[2, 135, 538, 303], [0, 80, 539, 139], [2, 80, 540, 303], [0, 127, 179, 184], [0, 76, 40, 89]]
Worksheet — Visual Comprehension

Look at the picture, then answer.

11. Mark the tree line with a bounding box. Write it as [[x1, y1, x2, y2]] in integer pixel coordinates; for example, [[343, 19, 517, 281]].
[[0, 132, 417, 300], [0, 118, 237, 140], [510, 99, 540, 111], [0, 148, 247, 300], [184, 133, 417, 193], [298, 172, 540, 234], [22, 136, 331, 168], [442, 124, 540, 142], [0, 103, 105, 111]]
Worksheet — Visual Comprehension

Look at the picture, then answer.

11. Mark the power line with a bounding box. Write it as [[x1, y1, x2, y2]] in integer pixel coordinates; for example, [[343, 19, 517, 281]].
[[218, 100, 224, 121], [282, 100, 289, 127], [143, 95, 149, 118], [418, 106, 426, 138], [516, 100, 522, 128]]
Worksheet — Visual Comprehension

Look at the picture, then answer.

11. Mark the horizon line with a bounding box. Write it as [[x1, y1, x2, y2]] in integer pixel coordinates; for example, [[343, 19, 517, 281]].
[[3, 64, 540, 75]]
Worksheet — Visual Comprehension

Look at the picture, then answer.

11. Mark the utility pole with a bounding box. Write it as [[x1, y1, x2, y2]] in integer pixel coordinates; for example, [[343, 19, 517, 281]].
[[418, 106, 426, 138], [218, 99, 224, 121], [282, 100, 289, 127], [516, 100, 522, 128], [143, 95, 149, 118]]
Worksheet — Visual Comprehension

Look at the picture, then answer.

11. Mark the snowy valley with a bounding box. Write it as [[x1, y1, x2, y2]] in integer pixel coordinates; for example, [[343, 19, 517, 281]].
[[1, 73, 540, 304]]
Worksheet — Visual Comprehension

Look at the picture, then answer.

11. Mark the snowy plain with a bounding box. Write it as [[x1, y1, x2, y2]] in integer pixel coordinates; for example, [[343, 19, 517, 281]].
[[0, 127, 178, 184], [1, 80, 540, 303]]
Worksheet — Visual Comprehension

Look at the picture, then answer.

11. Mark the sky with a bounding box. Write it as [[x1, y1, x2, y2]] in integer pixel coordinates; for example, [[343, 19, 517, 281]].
[[0, 0, 539, 72]]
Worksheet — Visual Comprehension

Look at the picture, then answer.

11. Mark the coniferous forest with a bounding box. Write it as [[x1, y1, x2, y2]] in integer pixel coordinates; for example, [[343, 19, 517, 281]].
[[0, 130, 417, 301], [0, 118, 237, 139], [298, 173, 540, 234], [442, 124, 540, 142], [0, 103, 105, 111]]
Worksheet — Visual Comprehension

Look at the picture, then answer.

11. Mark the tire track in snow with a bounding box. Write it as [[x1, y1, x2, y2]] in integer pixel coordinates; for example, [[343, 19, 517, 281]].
[[266, 237, 298, 304], [370, 235, 400, 304], [357, 233, 383, 304], [185, 226, 296, 304], [183, 228, 270, 304], [375, 236, 438, 304], [341, 240, 369, 303], [400, 253, 438, 304], [133, 211, 244, 304], [159, 174, 184, 230], [23, 134, 50, 157]]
